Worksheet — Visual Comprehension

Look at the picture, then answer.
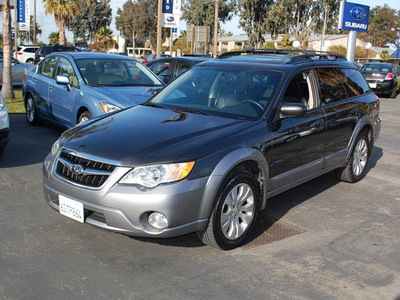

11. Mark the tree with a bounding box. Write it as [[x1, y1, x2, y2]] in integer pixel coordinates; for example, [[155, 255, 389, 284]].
[[182, 0, 235, 44], [116, 0, 171, 53], [358, 5, 400, 47], [1, 0, 14, 99], [380, 50, 390, 61], [49, 32, 60, 44], [17, 16, 43, 44], [265, 0, 339, 47], [328, 45, 346, 56], [95, 27, 114, 52], [44, 0, 80, 45], [68, 0, 112, 43], [238, 0, 273, 48]]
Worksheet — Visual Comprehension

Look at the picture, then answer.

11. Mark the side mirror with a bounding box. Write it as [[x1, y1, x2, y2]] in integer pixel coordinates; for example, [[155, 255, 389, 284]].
[[280, 103, 307, 118], [56, 75, 72, 91]]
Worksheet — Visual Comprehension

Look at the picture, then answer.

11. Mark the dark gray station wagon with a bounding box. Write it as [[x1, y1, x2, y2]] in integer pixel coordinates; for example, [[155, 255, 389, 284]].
[[43, 50, 381, 250]]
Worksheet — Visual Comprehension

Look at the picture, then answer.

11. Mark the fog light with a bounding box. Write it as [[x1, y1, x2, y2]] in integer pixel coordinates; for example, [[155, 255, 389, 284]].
[[148, 212, 168, 230]]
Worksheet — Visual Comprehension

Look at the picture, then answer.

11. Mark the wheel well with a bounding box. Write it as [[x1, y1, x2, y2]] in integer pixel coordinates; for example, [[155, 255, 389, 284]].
[[229, 160, 265, 207], [76, 107, 89, 123], [24, 92, 33, 104], [360, 124, 373, 145]]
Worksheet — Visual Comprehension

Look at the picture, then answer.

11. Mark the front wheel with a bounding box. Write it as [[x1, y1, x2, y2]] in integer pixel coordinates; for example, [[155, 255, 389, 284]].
[[197, 170, 260, 250], [78, 111, 92, 124], [336, 131, 370, 183]]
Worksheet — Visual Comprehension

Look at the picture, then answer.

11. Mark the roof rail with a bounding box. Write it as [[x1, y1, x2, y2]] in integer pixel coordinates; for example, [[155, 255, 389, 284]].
[[217, 48, 347, 62]]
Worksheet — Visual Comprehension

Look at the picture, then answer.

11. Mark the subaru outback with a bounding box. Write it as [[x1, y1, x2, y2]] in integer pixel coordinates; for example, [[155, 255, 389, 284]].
[[43, 49, 381, 250]]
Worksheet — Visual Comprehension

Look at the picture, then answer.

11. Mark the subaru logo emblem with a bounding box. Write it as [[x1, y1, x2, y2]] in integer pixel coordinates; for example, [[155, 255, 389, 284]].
[[166, 16, 175, 22], [71, 164, 84, 175], [350, 7, 366, 21]]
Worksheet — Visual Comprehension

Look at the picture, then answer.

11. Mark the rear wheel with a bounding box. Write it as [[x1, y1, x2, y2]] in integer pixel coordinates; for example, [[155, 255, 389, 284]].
[[336, 131, 370, 183], [25, 95, 40, 125], [78, 111, 92, 124], [197, 170, 260, 250], [26, 58, 34, 64]]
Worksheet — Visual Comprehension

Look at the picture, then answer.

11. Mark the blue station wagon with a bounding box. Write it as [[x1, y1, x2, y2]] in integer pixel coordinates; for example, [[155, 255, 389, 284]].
[[23, 52, 164, 128]]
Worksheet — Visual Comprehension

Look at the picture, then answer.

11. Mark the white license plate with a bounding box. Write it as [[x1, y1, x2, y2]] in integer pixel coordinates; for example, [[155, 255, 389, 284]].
[[369, 83, 377, 88], [59, 195, 84, 223]]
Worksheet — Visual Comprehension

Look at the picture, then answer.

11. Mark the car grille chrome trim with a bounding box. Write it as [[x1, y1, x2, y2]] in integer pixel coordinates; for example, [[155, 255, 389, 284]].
[[55, 150, 117, 187]]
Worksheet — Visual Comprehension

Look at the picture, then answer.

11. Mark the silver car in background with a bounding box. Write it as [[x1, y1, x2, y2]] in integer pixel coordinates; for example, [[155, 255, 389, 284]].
[[0, 91, 9, 157], [0, 52, 34, 86]]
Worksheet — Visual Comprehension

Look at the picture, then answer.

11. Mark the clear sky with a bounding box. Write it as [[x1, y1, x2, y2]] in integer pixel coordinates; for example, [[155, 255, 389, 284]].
[[3, 0, 400, 43]]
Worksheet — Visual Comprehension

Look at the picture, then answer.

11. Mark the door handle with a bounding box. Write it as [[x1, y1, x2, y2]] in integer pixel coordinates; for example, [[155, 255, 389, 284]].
[[50, 87, 54, 92]]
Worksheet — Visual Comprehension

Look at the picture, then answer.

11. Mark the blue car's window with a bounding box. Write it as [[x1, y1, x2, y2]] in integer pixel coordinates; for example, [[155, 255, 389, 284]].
[[38, 56, 58, 78], [76, 58, 162, 87], [149, 66, 282, 120], [56, 57, 78, 87]]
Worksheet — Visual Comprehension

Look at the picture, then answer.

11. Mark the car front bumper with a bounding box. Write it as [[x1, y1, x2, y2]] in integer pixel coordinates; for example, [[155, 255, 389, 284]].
[[43, 152, 216, 238]]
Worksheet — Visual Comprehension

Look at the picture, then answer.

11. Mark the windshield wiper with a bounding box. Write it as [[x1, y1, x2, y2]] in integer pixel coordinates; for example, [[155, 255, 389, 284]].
[[172, 107, 209, 115], [143, 102, 166, 109]]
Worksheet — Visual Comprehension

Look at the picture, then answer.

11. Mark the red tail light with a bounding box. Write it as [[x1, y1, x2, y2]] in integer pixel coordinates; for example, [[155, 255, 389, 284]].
[[17, 52, 23, 55], [23, 74, 26, 81], [385, 73, 394, 80]]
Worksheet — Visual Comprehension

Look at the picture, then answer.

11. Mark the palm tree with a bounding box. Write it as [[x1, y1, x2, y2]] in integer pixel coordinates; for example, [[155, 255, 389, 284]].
[[1, 0, 14, 99], [95, 27, 114, 52], [43, 0, 80, 45]]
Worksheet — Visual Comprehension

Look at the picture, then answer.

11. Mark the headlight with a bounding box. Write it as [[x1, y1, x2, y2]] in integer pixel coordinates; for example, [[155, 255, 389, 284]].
[[51, 138, 61, 158], [100, 102, 121, 114], [120, 162, 195, 188]]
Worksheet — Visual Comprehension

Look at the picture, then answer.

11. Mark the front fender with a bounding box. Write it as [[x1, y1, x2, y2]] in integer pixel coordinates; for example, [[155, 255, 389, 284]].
[[198, 148, 269, 222]]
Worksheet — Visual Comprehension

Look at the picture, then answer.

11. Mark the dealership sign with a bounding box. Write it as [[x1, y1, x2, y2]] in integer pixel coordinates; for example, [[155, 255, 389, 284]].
[[162, 0, 181, 28], [17, 0, 30, 31], [338, 1, 370, 32]]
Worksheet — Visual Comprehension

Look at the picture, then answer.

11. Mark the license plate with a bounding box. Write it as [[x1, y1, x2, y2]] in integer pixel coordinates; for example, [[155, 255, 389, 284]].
[[369, 82, 377, 88], [59, 195, 84, 223]]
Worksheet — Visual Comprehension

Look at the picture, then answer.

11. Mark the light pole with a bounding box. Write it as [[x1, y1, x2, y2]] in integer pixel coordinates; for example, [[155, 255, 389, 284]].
[[315, 0, 328, 51], [213, 0, 219, 58], [364, 42, 372, 63]]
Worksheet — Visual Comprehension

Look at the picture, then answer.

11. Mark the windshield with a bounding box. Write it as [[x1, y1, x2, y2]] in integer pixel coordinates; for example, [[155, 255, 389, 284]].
[[76, 58, 163, 87], [149, 66, 282, 120]]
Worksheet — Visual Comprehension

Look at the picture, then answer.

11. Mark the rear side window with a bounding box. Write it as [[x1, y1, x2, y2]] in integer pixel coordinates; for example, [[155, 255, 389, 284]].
[[337, 68, 371, 97], [315, 68, 347, 104]]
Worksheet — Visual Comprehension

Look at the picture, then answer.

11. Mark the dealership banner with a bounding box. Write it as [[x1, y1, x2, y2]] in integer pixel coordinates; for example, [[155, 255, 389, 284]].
[[338, 1, 369, 32], [17, 0, 30, 31], [162, 0, 181, 28]]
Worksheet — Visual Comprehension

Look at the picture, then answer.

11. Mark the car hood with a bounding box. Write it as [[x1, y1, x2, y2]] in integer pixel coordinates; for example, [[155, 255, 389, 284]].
[[62, 105, 250, 166], [88, 86, 162, 108]]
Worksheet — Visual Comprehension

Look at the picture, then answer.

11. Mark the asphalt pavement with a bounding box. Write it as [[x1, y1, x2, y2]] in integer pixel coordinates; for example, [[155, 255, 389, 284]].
[[0, 96, 399, 300]]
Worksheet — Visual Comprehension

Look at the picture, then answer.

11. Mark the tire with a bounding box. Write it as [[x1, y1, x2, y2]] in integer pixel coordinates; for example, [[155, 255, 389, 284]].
[[26, 58, 34, 64], [197, 170, 260, 250], [336, 131, 370, 183], [78, 111, 92, 124], [0, 145, 5, 158], [25, 95, 41, 125]]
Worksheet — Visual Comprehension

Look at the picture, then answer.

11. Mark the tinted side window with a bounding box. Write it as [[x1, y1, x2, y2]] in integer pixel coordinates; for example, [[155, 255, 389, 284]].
[[338, 68, 371, 97], [175, 61, 191, 77], [315, 68, 347, 104]]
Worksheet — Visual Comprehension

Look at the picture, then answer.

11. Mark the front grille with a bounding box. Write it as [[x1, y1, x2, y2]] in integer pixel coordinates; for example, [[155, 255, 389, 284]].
[[56, 150, 116, 187]]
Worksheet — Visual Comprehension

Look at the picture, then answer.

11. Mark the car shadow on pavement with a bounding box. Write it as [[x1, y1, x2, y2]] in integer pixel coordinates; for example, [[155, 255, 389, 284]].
[[0, 114, 64, 168]]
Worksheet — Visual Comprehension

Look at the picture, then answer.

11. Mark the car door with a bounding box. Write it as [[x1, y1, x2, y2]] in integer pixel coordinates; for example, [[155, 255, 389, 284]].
[[33, 55, 58, 120], [50, 57, 79, 128], [267, 71, 328, 192], [318, 67, 371, 167]]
